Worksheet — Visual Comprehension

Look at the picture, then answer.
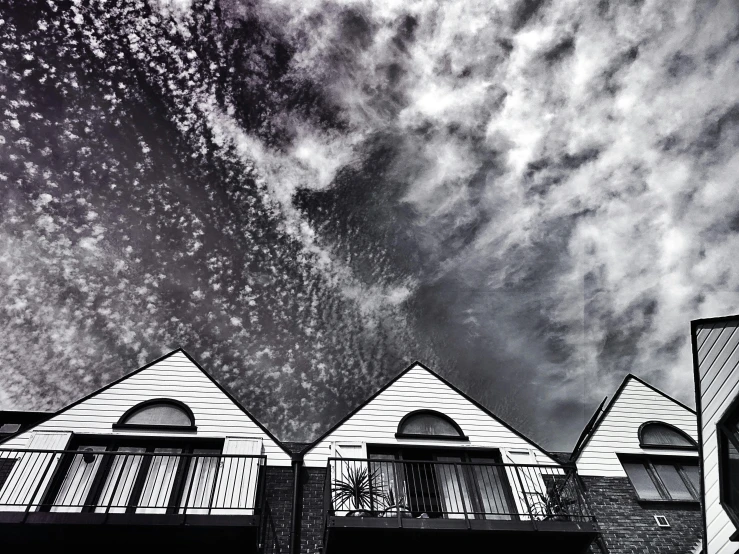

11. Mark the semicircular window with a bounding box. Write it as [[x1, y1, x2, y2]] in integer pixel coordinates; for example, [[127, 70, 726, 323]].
[[397, 410, 466, 439], [114, 399, 195, 430], [639, 422, 696, 449]]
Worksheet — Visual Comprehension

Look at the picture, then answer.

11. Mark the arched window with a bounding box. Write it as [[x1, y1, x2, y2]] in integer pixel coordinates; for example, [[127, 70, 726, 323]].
[[113, 399, 196, 431], [396, 410, 467, 440], [638, 422, 697, 449]]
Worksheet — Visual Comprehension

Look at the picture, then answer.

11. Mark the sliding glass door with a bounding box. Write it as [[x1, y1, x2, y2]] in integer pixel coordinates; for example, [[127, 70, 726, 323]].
[[368, 447, 516, 520], [44, 439, 223, 514]]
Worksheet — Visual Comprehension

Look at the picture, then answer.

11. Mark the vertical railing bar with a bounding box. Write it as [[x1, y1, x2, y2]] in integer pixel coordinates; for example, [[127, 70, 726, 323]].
[[429, 462, 444, 517], [23, 452, 56, 521], [241, 456, 251, 513], [477, 464, 493, 518], [5, 451, 36, 506], [418, 462, 428, 514], [181, 454, 198, 517], [206, 453, 222, 515], [512, 465, 533, 525], [451, 462, 470, 528], [410, 461, 421, 515], [75, 454, 96, 511], [14, 451, 46, 507], [392, 460, 402, 527], [105, 454, 128, 516]]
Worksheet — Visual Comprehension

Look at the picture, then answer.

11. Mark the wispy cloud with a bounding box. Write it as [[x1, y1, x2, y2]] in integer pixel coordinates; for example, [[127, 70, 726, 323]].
[[1, 0, 738, 448]]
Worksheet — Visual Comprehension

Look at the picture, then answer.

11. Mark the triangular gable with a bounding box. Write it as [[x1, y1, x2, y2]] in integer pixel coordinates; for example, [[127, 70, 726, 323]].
[[0, 349, 292, 465], [302, 361, 558, 467], [575, 374, 698, 477]]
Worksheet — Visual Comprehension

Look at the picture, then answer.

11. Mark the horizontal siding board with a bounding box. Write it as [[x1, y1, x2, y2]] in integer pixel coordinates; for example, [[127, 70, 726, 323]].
[[702, 343, 739, 403], [1, 352, 290, 466], [576, 378, 698, 477], [303, 365, 557, 467]]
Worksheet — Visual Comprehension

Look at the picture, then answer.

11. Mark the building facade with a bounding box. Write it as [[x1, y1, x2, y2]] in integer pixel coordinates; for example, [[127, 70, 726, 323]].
[[692, 314, 739, 554], [572, 374, 702, 554], [0, 349, 704, 553]]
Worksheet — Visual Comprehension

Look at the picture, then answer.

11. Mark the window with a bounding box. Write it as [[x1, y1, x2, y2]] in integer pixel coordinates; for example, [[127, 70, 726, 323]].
[[639, 422, 697, 449], [366, 446, 514, 520], [42, 436, 224, 514], [113, 399, 196, 431], [0, 423, 21, 434], [621, 457, 700, 502], [396, 410, 467, 440], [718, 396, 739, 527]]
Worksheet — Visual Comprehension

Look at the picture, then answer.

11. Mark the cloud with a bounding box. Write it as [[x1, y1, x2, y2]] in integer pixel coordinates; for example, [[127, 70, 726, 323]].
[[1, 0, 738, 449]]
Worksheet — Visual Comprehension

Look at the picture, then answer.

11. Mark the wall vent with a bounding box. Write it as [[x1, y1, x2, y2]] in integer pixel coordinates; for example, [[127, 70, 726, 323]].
[[654, 515, 670, 528]]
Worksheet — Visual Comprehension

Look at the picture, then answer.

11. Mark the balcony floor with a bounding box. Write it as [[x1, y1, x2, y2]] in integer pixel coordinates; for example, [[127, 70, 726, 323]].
[[325, 515, 599, 554], [0, 511, 261, 551]]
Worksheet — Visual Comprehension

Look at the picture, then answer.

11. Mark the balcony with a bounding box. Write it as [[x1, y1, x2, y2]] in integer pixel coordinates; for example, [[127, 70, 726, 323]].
[[0, 447, 270, 550], [323, 457, 599, 554]]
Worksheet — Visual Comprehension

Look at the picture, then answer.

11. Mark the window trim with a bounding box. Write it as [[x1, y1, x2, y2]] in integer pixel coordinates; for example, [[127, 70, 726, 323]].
[[112, 398, 197, 432], [717, 393, 739, 529], [637, 421, 698, 450], [619, 454, 700, 503], [395, 410, 469, 441]]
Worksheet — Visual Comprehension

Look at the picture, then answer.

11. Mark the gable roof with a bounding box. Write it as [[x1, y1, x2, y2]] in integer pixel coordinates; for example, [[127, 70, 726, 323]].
[[299, 360, 557, 460], [570, 373, 696, 462], [0, 348, 291, 457]]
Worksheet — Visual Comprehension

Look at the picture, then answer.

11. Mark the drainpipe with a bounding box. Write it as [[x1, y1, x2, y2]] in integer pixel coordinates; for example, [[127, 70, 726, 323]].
[[289, 453, 304, 554]]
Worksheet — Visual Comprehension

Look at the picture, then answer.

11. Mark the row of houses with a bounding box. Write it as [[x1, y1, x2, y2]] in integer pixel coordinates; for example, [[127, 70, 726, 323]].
[[0, 313, 736, 553]]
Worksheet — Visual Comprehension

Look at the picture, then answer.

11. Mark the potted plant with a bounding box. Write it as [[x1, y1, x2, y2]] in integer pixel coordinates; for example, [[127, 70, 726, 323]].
[[379, 488, 412, 518], [332, 464, 378, 516]]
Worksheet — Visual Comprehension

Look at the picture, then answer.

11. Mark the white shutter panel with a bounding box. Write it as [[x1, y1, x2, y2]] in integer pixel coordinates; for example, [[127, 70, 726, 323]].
[[331, 442, 367, 513], [503, 449, 550, 521], [0, 431, 72, 512], [212, 437, 262, 515]]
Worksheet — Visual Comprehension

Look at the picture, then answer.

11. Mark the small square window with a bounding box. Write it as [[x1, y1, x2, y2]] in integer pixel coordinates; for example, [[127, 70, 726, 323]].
[[654, 515, 670, 527]]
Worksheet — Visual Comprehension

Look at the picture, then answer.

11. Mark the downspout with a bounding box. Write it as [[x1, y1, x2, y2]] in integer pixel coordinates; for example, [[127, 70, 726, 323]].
[[289, 453, 304, 554]]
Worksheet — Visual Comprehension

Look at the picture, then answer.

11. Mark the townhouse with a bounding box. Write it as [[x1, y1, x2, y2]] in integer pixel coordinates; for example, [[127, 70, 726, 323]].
[[0, 348, 705, 553]]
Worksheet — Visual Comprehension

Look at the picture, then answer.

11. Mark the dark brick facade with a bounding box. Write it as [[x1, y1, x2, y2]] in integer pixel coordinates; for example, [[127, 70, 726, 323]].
[[299, 468, 326, 554], [581, 476, 702, 554], [263, 466, 295, 553]]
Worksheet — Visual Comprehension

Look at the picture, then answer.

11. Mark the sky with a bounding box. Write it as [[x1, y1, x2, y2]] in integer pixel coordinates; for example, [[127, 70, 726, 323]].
[[1, 0, 738, 451]]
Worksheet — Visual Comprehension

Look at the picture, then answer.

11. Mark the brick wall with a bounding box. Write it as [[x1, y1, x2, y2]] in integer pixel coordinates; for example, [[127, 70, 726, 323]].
[[264, 466, 295, 553], [300, 468, 326, 554], [261, 460, 325, 554], [582, 476, 702, 554]]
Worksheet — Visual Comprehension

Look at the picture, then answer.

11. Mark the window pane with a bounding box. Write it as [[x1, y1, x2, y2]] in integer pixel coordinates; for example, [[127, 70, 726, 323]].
[[654, 464, 693, 500], [682, 464, 701, 496], [399, 414, 460, 436], [724, 435, 739, 511], [642, 423, 694, 447], [123, 404, 192, 426], [623, 463, 662, 500]]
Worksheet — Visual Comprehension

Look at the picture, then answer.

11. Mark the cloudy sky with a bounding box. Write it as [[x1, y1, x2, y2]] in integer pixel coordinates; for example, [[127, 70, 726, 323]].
[[1, 0, 738, 450]]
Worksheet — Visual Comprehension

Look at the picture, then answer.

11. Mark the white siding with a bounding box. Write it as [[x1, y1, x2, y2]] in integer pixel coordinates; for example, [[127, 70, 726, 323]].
[[695, 320, 739, 554], [0, 351, 290, 466], [303, 364, 557, 467], [576, 377, 698, 477]]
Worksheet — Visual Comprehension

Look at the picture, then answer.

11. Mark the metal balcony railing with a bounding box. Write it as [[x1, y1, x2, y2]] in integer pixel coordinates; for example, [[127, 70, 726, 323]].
[[325, 457, 595, 523], [0, 448, 266, 515]]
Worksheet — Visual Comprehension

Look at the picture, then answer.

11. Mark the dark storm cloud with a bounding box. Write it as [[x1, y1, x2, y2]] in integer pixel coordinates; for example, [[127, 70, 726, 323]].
[[2, 0, 739, 450]]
